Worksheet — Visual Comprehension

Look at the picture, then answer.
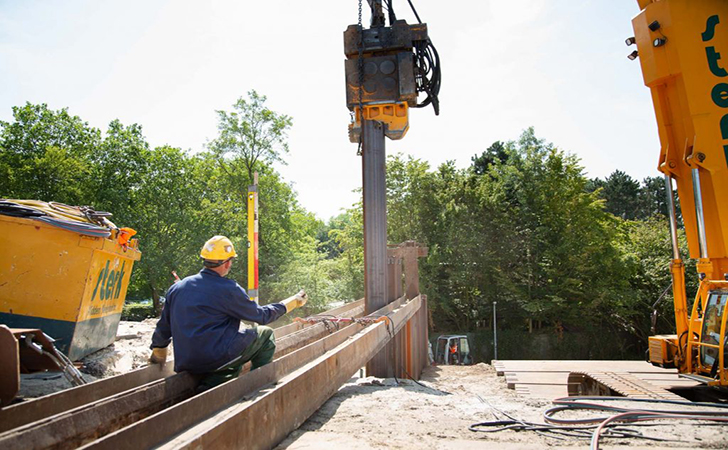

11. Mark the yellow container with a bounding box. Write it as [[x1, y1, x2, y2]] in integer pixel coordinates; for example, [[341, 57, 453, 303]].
[[0, 215, 141, 360]]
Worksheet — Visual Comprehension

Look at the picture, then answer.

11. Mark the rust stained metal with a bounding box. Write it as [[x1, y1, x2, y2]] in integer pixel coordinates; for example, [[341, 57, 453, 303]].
[[83, 297, 408, 450], [0, 299, 364, 433], [0, 326, 19, 407], [157, 296, 421, 450]]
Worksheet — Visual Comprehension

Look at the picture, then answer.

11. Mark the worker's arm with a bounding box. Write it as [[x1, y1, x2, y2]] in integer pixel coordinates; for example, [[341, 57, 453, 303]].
[[224, 284, 305, 324]]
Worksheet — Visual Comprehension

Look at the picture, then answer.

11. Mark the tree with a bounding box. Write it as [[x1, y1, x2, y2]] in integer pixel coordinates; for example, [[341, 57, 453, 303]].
[[598, 170, 642, 220], [208, 90, 292, 182], [639, 176, 669, 219], [128, 146, 211, 312], [471, 140, 508, 175], [0, 102, 101, 203]]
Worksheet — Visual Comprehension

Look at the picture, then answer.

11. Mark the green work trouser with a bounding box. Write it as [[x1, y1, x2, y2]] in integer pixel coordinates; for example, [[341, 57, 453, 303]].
[[198, 326, 276, 390]]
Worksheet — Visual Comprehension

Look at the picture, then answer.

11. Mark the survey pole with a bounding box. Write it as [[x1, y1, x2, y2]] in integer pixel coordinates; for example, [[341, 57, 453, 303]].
[[247, 172, 259, 303]]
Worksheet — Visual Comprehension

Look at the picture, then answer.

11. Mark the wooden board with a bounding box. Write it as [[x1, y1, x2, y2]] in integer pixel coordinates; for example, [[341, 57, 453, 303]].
[[494, 360, 699, 399]]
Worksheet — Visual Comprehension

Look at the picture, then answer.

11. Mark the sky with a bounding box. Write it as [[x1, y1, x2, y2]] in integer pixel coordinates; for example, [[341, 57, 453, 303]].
[[0, 1, 659, 221]]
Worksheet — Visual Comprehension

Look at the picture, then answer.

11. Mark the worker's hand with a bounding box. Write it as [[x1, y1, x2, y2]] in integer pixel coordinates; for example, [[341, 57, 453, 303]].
[[149, 347, 168, 366], [281, 289, 308, 313]]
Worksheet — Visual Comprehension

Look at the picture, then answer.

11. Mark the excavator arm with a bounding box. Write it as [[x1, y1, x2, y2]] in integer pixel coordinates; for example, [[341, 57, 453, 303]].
[[632, 0, 728, 386]]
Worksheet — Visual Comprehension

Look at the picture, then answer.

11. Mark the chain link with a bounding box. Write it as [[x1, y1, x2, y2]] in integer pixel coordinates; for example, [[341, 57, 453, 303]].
[[356, 0, 365, 155]]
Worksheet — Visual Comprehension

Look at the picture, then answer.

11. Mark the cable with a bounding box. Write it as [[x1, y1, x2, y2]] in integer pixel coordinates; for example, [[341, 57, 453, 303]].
[[404, 0, 441, 114], [406, 0, 422, 24], [471, 395, 728, 446], [412, 38, 441, 114], [0, 200, 113, 237], [545, 396, 728, 450]]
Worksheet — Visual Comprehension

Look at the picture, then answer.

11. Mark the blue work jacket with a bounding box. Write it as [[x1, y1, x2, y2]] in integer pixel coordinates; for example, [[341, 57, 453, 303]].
[[150, 268, 286, 373]]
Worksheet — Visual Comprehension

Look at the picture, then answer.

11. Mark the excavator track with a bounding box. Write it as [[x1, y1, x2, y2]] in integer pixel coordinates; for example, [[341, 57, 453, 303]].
[[568, 371, 685, 401]]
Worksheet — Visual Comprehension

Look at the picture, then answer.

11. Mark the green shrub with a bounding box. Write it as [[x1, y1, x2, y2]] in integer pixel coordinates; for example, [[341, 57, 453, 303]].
[[122, 302, 157, 321]]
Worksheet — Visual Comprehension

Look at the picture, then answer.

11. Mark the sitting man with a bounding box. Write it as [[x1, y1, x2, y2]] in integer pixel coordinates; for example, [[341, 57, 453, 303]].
[[149, 235, 307, 391]]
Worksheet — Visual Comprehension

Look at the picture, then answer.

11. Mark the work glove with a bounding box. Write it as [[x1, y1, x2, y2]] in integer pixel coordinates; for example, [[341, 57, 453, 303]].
[[149, 347, 168, 366], [281, 289, 308, 313]]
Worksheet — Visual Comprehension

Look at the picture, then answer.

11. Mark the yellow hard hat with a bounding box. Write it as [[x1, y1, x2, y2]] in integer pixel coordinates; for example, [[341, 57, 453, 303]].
[[200, 235, 237, 260]]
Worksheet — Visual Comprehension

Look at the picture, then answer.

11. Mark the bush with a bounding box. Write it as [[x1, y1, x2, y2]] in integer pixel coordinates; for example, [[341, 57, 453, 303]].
[[122, 302, 157, 321]]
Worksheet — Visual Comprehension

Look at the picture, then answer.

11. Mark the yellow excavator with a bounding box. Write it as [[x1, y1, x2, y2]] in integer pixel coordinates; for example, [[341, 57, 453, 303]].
[[632, 0, 728, 387]]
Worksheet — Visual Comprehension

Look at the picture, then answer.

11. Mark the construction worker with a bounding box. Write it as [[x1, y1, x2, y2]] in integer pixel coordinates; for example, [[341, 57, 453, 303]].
[[449, 339, 459, 365], [149, 235, 308, 391]]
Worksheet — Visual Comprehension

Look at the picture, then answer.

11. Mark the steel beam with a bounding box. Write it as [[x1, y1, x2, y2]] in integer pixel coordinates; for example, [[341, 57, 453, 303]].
[[0, 299, 364, 437], [156, 296, 421, 450], [81, 297, 409, 450], [362, 119, 390, 377]]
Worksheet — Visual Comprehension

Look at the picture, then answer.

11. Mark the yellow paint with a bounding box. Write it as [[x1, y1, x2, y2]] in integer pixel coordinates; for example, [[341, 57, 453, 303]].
[[355, 102, 409, 140], [0, 215, 141, 323], [247, 190, 255, 299]]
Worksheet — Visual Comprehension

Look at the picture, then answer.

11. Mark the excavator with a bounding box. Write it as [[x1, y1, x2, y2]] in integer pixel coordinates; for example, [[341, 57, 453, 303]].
[[632, 0, 728, 388], [571, 0, 728, 397]]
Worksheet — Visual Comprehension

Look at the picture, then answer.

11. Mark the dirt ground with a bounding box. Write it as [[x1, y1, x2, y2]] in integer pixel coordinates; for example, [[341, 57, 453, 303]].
[[16, 322, 728, 449], [276, 364, 728, 450]]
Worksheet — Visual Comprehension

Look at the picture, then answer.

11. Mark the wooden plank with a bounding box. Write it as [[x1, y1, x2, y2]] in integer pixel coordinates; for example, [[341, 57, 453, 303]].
[[515, 384, 570, 398], [0, 299, 364, 433], [158, 296, 422, 450], [498, 359, 701, 399], [79, 297, 409, 450]]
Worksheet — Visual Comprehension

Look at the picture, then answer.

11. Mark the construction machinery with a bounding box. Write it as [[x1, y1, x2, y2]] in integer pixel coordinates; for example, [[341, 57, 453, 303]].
[[0, 200, 141, 405], [623, 0, 728, 388], [343, 0, 439, 379], [434, 334, 473, 365]]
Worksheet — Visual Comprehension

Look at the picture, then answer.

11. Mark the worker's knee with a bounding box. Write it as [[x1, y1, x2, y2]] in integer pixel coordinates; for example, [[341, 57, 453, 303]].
[[257, 326, 275, 346]]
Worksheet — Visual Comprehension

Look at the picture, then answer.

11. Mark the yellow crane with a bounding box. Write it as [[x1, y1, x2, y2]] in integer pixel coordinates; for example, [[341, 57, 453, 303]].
[[633, 0, 728, 386]]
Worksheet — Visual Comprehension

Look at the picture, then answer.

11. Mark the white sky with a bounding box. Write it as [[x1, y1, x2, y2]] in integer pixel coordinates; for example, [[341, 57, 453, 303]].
[[0, 1, 659, 221]]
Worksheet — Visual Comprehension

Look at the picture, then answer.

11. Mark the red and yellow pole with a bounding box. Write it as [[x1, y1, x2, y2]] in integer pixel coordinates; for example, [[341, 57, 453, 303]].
[[247, 173, 259, 303]]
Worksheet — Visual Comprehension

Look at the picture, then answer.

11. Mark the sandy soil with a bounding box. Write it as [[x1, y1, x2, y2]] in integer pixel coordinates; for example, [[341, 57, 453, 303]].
[[276, 364, 728, 450]]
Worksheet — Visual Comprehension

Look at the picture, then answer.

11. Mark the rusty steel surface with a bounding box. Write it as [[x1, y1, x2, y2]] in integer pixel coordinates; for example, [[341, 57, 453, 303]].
[[0, 325, 20, 407], [0, 362, 174, 433], [0, 298, 405, 449], [362, 119, 391, 378], [156, 296, 422, 450], [0, 300, 365, 433], [82, 297, 410, 450]]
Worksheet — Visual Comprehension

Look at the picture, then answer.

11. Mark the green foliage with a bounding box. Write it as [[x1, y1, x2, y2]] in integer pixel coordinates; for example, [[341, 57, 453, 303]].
[[334, 127, 692, 357], [208, 90, 292, 181], [0, 102, 100, 204], [0, 100, 348, 315], [1, 101, 695, 359], [121, 302, 157, 321], [587, 171, 672, 220]]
